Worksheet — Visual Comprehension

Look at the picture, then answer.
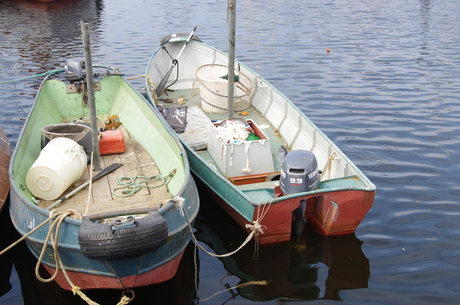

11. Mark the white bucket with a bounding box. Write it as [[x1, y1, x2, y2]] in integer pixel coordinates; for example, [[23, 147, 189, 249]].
[[26, 137, 87, 200], [196, 65, 236, 114]]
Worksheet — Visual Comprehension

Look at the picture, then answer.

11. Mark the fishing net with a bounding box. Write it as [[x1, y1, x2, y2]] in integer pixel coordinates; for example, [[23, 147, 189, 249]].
[[42, 123, 91, 142], [194, 64, 253, 113]]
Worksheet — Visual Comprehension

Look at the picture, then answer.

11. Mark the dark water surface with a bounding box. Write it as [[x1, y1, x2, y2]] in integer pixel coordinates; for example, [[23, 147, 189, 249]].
[[1, 0, 460, 304]]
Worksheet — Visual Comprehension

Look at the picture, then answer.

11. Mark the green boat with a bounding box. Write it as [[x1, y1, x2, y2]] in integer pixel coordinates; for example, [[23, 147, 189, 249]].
[[8, 60, 199, 292]]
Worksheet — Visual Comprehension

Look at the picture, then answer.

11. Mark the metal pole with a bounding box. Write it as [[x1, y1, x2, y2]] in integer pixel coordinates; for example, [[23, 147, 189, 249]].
[[81, 21, 101, 171], [227, 0, 236, 118]]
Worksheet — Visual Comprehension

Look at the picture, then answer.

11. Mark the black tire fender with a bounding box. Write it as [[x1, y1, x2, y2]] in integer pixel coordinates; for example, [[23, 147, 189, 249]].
[[78, 211, 168, 260]]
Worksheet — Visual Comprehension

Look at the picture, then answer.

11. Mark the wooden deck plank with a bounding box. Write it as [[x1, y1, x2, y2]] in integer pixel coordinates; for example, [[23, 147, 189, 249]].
[[101, 153, 123, 201], [131, 136, 170, 195], [90, 156, 114, 209], [38, 126, 172, 216], [114, 126, 150, 197], [71, 166, 91, 211]]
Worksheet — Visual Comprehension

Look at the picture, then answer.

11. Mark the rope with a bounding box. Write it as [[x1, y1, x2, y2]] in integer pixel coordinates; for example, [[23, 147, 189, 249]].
[[242, 141, 252, 174], [2, 207, 135, 304], [248, 199, 274, 260], [171, 196, 186, 216], [192, 220, 262, 258], [33, 209, 134, 305], [117, 295, 132, 305], [179, 196, 269, 259], [160, 195, 270, 302], [199, 280, 268, 302], [32, 209, 102, 304], [0, 212, 56, 256], [112, 169, 176, 198], [126, 75, 158, 105], [0, 69, 65, 84], [321, 152, 337, 180], [34, 209, 83, 283]]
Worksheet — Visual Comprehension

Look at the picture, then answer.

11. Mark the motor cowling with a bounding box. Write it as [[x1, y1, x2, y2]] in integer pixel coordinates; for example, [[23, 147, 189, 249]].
[[279, 149, 320, 195], [64, 58, 86, 81]]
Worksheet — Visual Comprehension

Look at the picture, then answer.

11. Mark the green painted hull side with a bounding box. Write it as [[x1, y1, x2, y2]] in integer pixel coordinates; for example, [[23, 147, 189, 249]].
[[186, 149, 254, 222]]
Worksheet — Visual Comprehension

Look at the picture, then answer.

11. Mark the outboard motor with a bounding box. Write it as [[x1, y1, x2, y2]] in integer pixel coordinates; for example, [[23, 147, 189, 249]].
[[64, 58, 87, 81], [64, 58, 124, 82], [279, 146, 320, 195]]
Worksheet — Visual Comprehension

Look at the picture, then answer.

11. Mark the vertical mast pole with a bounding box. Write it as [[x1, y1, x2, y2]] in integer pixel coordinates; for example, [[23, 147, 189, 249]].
[[81, 20, 101, 171], [227, 0, 236, 118]]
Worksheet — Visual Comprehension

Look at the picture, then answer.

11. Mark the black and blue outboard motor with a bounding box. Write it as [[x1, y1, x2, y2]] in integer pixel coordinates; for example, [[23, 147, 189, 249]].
[[279, 146, 320, 195]]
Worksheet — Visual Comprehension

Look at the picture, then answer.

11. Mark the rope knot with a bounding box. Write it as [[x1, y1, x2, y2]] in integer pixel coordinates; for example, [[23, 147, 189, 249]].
[[72, 286, 81, 295], [172, 196, 186, 216], [328, 152, 337, 161], [64, 209, 83, 220], [245, 221, 265, 236], [117, 296, 132, 305]]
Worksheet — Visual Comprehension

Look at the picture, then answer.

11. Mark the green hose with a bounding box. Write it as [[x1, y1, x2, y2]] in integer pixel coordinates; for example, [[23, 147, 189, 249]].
[[0, 69, 65, 84]]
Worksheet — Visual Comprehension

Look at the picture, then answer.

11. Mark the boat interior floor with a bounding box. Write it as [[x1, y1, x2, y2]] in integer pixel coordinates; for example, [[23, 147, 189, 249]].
[[38, 126, 172, 220]]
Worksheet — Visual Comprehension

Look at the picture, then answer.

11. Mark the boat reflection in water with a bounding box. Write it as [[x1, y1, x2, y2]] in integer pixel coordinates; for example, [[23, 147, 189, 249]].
[[0, 198, 198, 305], [1, 190, 368, 304], [195, 189, 370, 302]]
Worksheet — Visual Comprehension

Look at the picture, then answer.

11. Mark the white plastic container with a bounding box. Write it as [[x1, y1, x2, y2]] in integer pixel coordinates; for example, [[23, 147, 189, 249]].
[[26, 137, 87, 200], [208, 120, 274, 177]]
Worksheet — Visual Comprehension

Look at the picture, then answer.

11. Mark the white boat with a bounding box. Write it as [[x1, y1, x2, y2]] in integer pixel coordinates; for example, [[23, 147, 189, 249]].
[[144, 17, 375, 245]]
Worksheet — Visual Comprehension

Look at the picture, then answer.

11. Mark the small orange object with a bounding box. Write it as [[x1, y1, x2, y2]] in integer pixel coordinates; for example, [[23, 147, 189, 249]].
[[326, 48, 331, 54], [99, 129, 126, 155], [104, 115, 122, 130]]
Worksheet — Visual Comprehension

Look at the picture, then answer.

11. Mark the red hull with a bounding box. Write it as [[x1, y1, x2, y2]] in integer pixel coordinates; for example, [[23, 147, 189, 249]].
[[0, 127, 11, 212], [42, 251, 185, 290], [205, 183, 375, 245]]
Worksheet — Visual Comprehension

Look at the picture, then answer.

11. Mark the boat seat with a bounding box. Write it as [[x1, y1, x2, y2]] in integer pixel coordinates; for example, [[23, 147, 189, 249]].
[[236, 180, 277, 191], [178, 106, 214, 150], [319, 175, 363, 189], [228, 172, 280, 185], [236, 181, 277, 202]]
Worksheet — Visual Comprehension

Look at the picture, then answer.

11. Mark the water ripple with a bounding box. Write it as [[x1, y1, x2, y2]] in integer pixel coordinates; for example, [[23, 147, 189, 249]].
[[1, 0, 460, 304]]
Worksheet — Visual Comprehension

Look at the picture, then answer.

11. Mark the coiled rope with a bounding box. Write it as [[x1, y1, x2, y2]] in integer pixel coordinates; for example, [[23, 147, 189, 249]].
[[112, 169, 176, 198]]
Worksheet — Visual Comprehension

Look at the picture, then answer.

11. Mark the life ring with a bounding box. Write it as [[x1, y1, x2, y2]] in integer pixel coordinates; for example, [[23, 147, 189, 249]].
[[78, 211, 168, 260]]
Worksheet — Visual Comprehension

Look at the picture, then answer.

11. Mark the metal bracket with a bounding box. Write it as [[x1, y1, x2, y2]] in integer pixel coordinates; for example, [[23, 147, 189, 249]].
[[66, 82, 101, 93]]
